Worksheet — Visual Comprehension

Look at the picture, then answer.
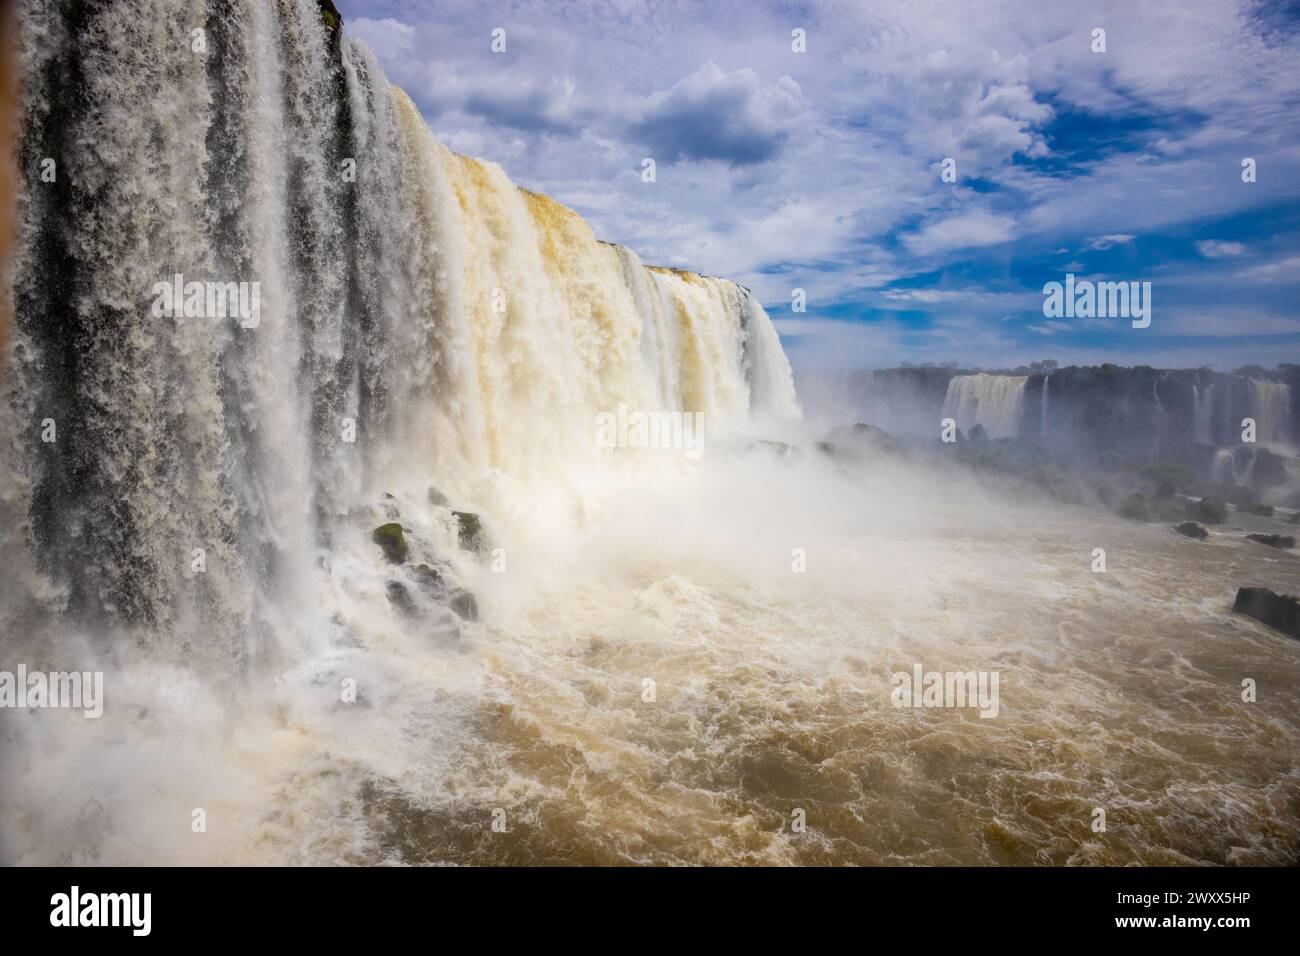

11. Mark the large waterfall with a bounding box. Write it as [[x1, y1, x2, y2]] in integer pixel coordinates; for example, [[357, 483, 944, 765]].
[[1, 0, 797, 676], [942, 374, 1027, 439], [8, 2, 1299, 872]]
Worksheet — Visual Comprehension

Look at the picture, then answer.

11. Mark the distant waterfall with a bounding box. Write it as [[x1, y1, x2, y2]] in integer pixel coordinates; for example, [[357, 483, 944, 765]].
[[1192, 383, 1216, 444], [1040, 375, 1050, 437], [0, 0, 799, 671], [942, 374, 1027, 439], [1249, 380, 1292, 444]]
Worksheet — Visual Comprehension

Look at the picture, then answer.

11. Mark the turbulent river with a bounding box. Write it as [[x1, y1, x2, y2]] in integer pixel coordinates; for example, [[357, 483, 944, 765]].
[[1, 0, 1297, 866]]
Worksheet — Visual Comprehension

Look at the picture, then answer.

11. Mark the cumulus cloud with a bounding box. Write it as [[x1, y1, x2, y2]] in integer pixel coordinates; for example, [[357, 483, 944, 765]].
[[463, 76, 580, 133], [627, 62, 805, 166]]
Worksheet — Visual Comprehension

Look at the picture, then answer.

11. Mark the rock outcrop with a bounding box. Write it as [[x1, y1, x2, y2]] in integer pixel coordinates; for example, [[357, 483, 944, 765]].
[[1233, 587, 1300, 639]]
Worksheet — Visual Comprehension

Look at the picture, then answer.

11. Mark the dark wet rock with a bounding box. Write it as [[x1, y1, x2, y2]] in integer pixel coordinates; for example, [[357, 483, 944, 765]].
[[427, 486, 448, 507], [449, 590, 478, 621], [1187, 497, 1228, 524], [967, 423, 988, 445], [1245, 503, 1275, 517], [1246, 533, 1295, 550], [319, 0, 343, 58], [452, 511, 488, 554], [373, 522, 409, 563], [1232, 587, 1300, 639], [386, 580, 418, 616], [1175, 521, 1208, 540]]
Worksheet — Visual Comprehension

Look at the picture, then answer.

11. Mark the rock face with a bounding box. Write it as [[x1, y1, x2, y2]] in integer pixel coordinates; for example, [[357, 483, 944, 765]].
[[452, 511, 488, 554], [373, 523, 409, 563], [1175, 521, 1208, 540], [1233, 587, 1300, 639]]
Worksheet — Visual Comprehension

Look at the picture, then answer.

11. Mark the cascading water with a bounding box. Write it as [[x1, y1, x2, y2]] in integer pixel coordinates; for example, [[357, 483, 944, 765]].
[[1039, 374, 1049, 437], [1, 0, 797, 652], [1249, 379, 1292, 445], [1192, 382, 1215, 444], [942, 374, 1027, 439], [0, 0, 798, 862]]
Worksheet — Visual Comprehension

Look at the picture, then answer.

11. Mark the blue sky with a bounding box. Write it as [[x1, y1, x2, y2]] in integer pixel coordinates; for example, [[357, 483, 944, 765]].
[[337, 0, 1300, 371]]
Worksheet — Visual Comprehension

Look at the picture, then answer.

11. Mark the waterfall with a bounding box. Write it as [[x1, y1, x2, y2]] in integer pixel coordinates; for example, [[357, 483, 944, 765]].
[[1192, 383, 1215, 444], [942, 374, 1027, 439], [1249, 380, 1292, 445], [1040, 375, 1050, 437], [0, 0, 799, 673]]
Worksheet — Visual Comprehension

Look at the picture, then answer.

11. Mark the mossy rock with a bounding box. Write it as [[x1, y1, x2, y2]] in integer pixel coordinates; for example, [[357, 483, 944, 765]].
[[1175, 521, 1208, 540], [373, 522, 409, 563], [452, 511, 487, 553], [319, 0, 342, 31]]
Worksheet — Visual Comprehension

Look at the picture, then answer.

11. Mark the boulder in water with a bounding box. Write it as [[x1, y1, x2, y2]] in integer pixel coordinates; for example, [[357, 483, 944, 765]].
[[1232, 587, 1300, 639], [1245, 503, 1275, 517], [412, 563, 443, 594], [373, 522, 409, 563], [1175, 521, 1208, 540], [1245, 533, 1295, 550]]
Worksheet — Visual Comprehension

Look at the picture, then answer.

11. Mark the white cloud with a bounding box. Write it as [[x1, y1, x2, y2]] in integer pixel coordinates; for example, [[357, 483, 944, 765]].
[[1085, 234, 1136, 251], [903, 209, 1017, 257], [1196, 239, 1245, 258]]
